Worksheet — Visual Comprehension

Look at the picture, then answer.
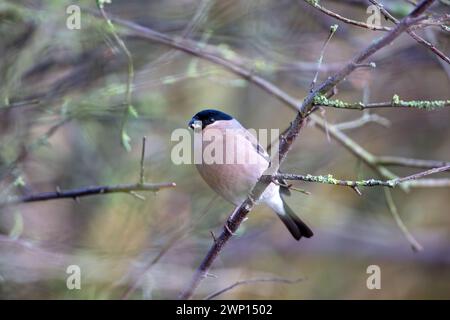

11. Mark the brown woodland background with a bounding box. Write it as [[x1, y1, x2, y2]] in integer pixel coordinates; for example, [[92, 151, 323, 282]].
[[0, 0, 449, 299]]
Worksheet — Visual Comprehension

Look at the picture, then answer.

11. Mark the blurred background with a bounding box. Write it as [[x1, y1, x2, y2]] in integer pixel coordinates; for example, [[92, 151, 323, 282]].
[[0, 0, 449, 299]]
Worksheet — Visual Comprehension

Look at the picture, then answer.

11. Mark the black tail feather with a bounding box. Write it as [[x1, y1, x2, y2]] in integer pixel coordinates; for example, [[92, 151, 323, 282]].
[[277, 196, 314, 241]]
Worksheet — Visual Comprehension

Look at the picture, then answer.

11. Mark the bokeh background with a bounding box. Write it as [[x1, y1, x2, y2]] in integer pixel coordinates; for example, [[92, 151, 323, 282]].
[[0, 0, 449, 299]]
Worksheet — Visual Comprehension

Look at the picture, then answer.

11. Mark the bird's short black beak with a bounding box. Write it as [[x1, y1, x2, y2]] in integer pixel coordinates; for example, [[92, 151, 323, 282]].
[[188, 118, 202, 130], [188, 118, 195, 129]]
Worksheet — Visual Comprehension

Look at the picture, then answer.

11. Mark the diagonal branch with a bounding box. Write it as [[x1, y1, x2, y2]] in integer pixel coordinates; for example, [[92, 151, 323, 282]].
[[384, 187, 423, 252]]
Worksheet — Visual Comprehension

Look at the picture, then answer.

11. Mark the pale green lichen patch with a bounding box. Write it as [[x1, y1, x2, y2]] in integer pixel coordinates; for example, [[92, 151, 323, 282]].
[[313, 93, 449, 111], [253, 59, 275, 73], [391, 94, 450, 111], [386, 179, 396, 188], [13, 176, 26, 187], [97, 0, 112, 9], [313, 94, 363, 110], [392, 94, 401, 105], [306, 0, 320, 6], [330, 24, 339, 33], [355, 180, 367, 186], [326, 174, 338, 184], [305, 174, 339, 184]]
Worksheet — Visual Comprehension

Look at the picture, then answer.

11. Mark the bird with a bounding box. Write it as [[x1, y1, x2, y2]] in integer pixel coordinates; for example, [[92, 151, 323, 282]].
[[188, 109, 313, 241]]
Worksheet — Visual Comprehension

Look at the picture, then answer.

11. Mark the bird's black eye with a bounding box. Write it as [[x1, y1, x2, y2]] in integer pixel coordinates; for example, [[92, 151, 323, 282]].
[[210, 118, 215, 123]]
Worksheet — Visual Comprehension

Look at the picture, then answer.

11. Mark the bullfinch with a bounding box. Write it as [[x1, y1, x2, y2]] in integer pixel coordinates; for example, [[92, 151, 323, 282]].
[[188, 109, 313, 241]]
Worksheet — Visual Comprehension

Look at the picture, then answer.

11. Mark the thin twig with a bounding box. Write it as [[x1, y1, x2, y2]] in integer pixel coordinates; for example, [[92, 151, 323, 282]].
[[181, 0, 215, 37], [310, 24, 339, 91], [97, 1, 135, 151], [392, 164, 450, 184], [0, 98, 41, 111], [384, 188, 423, 252], [139, 136, 147, 185], [303, 0, 392, 31], [405, 178, 450, 188], [333, 113, 391, 130], [204, 277, 304, 300], [375, 156, 450, 169]]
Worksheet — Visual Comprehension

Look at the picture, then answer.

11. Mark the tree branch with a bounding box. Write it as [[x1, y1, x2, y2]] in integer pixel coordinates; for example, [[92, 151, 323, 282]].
[[276, 164, 450, 190], [276, 173, 393, 187], [313, 94, 450, 110], [0, 182, 176, 209]]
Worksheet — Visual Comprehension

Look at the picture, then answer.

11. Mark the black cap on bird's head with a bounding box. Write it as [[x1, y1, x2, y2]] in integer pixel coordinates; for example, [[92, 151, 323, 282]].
[[188, 109, 233, 130]]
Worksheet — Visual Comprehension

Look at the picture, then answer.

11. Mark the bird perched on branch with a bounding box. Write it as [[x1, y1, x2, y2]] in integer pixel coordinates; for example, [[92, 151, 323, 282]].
[[188, 109, 313, 241]]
